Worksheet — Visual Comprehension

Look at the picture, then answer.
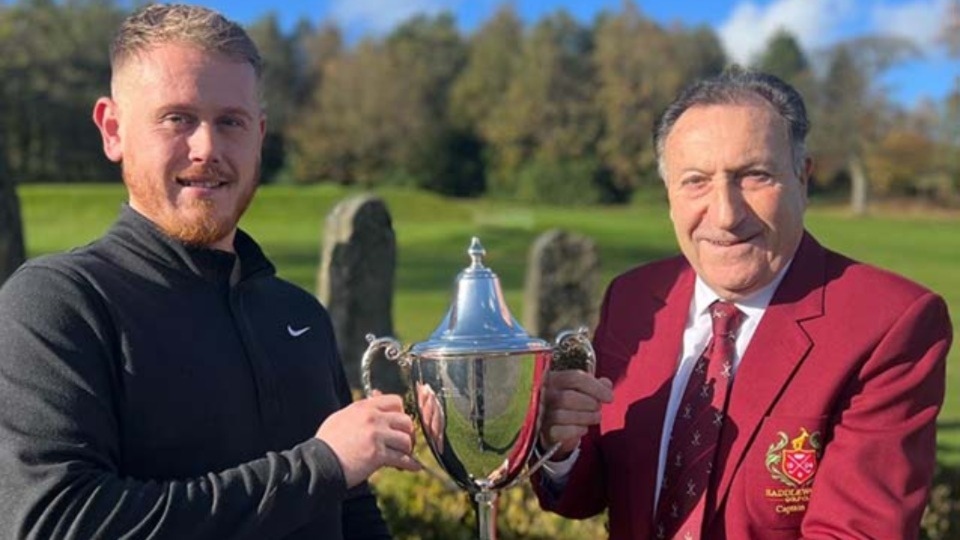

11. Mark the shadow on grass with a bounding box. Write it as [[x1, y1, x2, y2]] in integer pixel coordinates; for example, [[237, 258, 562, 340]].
[[261, 226, 680, 296], [938, 420, 960, 430]]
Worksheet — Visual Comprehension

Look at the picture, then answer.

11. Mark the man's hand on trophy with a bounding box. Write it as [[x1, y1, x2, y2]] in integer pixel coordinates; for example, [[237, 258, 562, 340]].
[[315, 394, 423, 488], [540, 370, 613, 460]]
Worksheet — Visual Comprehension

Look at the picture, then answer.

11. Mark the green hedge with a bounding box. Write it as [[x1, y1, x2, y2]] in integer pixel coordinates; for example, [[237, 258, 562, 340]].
[[922, 463, 960, 540], [372, 461, 606, 539], [372, 454, 959, 539]]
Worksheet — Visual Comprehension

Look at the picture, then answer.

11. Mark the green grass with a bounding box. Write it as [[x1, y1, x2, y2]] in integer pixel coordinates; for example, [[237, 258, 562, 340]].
[[15, 183, 960, 465]]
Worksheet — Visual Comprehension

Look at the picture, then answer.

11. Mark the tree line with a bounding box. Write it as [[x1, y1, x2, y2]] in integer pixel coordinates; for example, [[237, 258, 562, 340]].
[[1, 0, 959, 208]]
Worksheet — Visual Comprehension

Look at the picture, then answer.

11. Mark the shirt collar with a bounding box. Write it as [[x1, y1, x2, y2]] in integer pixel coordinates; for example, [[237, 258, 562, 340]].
[[693, 259, 793, 320]]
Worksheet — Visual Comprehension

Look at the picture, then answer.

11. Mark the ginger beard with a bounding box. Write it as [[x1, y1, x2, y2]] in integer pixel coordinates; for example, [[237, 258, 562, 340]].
[[122, 158, 259, 249]]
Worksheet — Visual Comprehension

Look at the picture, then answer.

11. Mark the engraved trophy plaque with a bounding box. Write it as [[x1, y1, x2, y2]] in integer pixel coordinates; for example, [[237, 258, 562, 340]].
[[362, 237, 595, 540]]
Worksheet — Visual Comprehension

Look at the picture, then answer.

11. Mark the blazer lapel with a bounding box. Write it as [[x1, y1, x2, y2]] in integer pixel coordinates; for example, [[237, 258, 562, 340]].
[[711, 233, 827, 516], [623, 265, 695, 535], [631, 264, 696, 410]]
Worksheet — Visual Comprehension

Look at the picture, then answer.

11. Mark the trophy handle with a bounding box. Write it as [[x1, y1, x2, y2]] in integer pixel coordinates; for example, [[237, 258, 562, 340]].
[[361, 334, 407, 397], [518, 326, 597, 486], [361, 334, 460, 491], [553, 326, 596, 375]]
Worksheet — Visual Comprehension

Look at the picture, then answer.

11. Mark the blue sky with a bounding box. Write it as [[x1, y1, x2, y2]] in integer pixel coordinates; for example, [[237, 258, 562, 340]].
[[181, 0, 957, 107]]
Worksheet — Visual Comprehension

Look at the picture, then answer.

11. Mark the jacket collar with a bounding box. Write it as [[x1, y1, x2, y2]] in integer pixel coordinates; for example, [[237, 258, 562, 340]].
[[107, 205, 275, 285], [619, 258, 695, 536]]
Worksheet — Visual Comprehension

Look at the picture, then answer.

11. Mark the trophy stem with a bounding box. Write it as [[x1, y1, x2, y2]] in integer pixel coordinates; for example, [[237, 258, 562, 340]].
[[473, 490, 499, 540]]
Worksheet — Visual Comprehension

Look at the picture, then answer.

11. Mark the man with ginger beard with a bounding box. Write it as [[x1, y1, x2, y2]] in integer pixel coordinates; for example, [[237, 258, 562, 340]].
[[0, 4, 418, 539], [532, 69, 952, 539]]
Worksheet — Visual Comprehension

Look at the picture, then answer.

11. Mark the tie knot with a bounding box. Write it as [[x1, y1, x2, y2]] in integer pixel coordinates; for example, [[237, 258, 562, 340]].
[[710, 300, 742, 340]]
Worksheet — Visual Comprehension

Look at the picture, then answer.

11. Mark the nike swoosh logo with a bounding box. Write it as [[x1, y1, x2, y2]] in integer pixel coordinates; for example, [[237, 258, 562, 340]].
[[287, 325, 311, 338]]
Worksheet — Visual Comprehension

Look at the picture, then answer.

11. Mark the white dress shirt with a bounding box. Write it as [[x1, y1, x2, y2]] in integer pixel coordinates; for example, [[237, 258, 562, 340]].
[[540, 262, 791, 505]]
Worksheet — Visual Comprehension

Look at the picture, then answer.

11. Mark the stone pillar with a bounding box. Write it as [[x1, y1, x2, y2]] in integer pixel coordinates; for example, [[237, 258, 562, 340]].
[[523, 229, 600, 342], [317, 194, 395, 390], [0, 175, 25, 287]]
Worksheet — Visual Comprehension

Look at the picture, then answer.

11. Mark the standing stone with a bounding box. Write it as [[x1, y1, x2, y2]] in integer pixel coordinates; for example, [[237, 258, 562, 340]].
[[317, 194, 395, 390], [0, 175, 26, 287], [523, 229, 600, 342]]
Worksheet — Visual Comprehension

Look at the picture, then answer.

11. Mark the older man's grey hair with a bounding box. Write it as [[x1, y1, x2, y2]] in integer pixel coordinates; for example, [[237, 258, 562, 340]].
[[653, 67, 810, 181]]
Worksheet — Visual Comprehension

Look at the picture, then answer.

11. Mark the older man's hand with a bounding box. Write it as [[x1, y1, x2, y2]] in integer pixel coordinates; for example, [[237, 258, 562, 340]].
[[540, 370, 613, 460]]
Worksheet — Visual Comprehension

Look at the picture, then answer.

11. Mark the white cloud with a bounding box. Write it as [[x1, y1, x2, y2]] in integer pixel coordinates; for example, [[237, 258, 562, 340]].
[[718, 0, 856, 65], [329, 0, 462, 34], [871, 0, 951, 52]]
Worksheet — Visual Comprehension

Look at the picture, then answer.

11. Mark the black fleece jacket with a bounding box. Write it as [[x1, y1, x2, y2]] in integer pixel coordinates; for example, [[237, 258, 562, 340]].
[[0, 206, 391, 539]]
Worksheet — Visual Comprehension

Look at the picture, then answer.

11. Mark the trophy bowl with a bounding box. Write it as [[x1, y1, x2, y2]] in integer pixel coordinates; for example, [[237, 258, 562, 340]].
[[362, 237, 594, 540]]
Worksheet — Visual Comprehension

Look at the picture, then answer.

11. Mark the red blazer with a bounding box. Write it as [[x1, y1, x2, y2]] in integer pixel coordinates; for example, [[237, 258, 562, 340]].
[[535, 233, 952, 539]]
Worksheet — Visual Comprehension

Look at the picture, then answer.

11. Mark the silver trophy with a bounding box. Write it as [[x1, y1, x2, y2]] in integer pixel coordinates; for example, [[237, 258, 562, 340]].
[[362, 237, 595, 540]]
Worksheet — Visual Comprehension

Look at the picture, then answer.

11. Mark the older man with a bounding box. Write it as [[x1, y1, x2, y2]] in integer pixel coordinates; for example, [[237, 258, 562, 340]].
[[0, 4, 418, 538], [534, 69, 952, 539]]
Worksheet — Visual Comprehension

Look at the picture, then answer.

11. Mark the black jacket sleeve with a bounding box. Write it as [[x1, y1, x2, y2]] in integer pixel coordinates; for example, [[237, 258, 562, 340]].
[[0, 264, 351, 540]]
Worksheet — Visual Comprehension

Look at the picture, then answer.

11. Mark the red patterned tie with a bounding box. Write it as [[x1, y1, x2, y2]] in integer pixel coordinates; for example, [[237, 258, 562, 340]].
[[655, 300, 743, 540]]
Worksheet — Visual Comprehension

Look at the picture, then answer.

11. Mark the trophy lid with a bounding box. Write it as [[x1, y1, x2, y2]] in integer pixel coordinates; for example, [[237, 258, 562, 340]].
[[410, 237, 550, 357]]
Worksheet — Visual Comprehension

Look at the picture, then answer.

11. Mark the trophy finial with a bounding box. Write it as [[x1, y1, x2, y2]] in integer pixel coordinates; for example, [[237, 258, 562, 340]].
[[468, 237, 486, 269]]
